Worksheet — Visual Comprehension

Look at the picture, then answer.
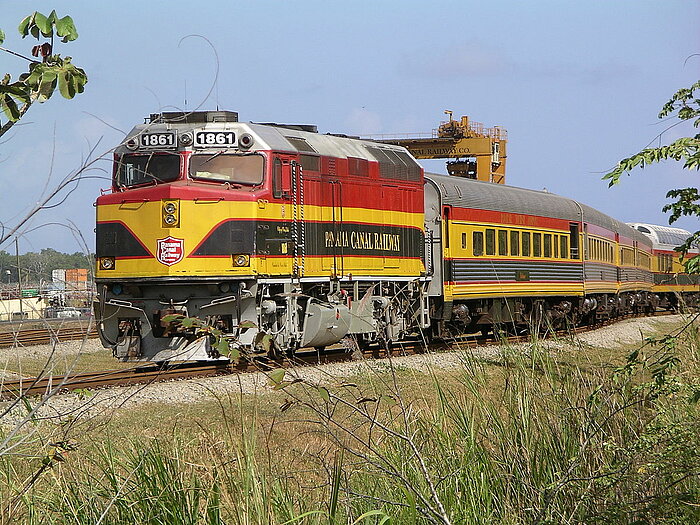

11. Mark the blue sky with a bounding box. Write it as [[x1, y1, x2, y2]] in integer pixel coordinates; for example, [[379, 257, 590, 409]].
[[1, 1, 698, 253]]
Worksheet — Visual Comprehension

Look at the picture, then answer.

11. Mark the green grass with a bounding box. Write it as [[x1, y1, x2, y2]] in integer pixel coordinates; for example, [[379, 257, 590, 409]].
[[0, 315, 698, 524]]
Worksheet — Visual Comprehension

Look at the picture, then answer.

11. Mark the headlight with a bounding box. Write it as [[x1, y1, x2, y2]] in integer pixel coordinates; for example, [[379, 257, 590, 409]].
[[232, 254, 250, 267], [238, 133, 254, 149], [162, 200, 180, 227], [125, 137, 138, 150], [179, 132, 193, 146], [99, 257, 115, 270]]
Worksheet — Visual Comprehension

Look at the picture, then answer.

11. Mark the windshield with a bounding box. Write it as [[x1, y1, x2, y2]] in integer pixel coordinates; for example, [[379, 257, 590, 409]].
[[115, 153, 180, 187], [189, 154, 264, 185]]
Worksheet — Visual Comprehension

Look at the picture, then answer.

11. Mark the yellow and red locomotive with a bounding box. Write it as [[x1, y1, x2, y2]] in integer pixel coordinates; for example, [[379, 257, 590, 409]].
[[94, 111, 698, 362], [95, 111, 427, 360]]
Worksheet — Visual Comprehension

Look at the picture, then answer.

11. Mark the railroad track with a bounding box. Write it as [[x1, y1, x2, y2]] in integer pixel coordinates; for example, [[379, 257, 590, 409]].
[[0, 326, 98, 348], [0, 310, 680, 400], [0, 348, 356, 400], [0, 361, 233, 399]]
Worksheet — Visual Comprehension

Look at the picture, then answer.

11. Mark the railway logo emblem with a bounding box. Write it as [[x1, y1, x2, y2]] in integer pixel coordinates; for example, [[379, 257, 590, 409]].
[[156, 236, 184, 266]]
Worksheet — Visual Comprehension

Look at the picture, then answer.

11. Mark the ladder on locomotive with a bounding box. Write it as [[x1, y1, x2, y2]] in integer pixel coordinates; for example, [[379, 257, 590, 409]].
[[291, 161, 306, 278]]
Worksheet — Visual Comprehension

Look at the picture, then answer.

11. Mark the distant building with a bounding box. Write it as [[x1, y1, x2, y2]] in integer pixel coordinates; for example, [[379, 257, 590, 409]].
[[0, 296, 48, 321]]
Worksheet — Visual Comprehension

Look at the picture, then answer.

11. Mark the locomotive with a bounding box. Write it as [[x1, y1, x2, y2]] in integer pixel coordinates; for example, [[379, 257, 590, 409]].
[[93, 111, 699, 362]]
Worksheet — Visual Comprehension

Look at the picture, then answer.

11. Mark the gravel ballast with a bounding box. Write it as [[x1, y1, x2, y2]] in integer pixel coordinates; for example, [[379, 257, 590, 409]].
[[0, 314, 691, 427]]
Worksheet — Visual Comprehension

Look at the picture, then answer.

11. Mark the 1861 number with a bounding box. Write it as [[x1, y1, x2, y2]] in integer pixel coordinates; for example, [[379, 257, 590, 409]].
[[140, 133, 176, 148], [194, 132, 236, 147]]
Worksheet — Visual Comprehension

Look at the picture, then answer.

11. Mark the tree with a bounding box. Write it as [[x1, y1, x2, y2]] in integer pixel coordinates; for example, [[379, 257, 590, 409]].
[[604, 80, 700, 273], [0, 10, 87, 138]]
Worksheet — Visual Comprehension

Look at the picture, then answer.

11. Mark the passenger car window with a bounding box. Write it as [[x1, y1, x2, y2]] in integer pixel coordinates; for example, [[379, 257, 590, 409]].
[[498, 230, 508, 256], [510, 231, 520, 256], [486, 229, 495, 256], [560, 236, 568, 259], [473, 231, 484, 256], [522, 232, 531, 257]]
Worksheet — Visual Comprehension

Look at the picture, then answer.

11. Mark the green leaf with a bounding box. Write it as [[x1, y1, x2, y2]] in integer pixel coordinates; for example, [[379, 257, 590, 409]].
[[25, 12, 42, 40], [380, 394, 397, 406], [55, 15, 78, 42], [161, 314, 184, 323], [33, 12, 52, 37], [58, 69, 74, 99], [351, 510, 391, 524], [37, 70, 57, 102], [0, 29, 5, 45], [0, 84, 30, 102], [214, 337, 229, 355], [179, 317, 196, 329], [268, 368, 285, 386], [1, 94, 20, 121], [18, 15, 31, 37], [318, 386, 330, 402], [238, 320, 257, 329]]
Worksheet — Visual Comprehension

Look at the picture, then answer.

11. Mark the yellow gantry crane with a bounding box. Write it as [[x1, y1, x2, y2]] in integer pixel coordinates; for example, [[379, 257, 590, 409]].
[[380, 111, 507, 184]]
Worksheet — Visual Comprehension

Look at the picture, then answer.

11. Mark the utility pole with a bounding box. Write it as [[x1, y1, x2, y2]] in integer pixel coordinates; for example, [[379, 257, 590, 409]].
[[15, 238, 22, 318]]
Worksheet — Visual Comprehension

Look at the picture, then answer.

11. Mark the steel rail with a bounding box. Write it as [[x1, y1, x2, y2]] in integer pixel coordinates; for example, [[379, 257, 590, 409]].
[[0, 310, 680, 400], [0, 326, 98, 348], [0, 361, 233, 400]]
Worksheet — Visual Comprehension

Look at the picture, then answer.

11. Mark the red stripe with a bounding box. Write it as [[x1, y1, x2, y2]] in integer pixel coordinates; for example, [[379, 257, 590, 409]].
[[585, 223, 616, 240], [444, 257, 581, 265], [187, 254, 422, 260], [99, 152, 424, 213], [447, 207, 572, 230]]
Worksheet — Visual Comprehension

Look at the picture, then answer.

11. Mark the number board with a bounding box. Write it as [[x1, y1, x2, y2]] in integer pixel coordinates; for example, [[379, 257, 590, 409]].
[[140, 132, 177, 149], [194, 131, 236, 148]]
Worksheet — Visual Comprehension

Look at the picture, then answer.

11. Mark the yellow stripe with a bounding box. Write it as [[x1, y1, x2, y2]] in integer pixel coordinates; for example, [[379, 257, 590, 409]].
[[98, 201, 424, 233], [653, 284, 700, 293], [447, 282, 584, 299], [96, 199, 425, 279]]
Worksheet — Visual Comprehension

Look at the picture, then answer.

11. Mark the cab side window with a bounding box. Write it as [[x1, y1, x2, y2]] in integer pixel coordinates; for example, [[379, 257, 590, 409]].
[[272, 158, 282, 198]]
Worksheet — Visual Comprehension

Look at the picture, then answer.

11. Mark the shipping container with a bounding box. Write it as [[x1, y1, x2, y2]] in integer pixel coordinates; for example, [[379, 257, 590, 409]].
[[65, 268, 88, 282]]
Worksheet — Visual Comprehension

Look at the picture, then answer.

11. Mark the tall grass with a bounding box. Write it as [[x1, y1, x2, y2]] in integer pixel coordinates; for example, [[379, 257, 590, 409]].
[[1, 317, 698, 524]]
